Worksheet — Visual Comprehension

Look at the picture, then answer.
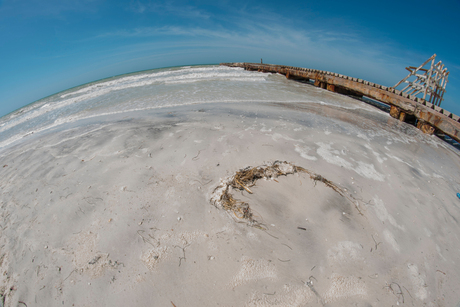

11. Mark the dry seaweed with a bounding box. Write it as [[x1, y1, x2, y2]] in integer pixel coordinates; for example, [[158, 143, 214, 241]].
[[210, 161, 362, 227]]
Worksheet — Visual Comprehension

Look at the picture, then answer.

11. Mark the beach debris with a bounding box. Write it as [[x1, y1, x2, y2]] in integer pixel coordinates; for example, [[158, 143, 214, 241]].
[[174, 244, 190, 267], [88, 256, 101, 265], [210, 161, 299, 226], [457, 193, 460, 199], [277, 258, 290, 262], [210, 161, 355, 227], [192, 149, 204, 161], [304, 276, 325, 305], [384, 282, 405, 304], [281, 243, 292, 250]]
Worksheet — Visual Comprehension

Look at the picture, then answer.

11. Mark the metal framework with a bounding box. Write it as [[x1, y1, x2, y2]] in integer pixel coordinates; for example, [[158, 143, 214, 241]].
[[393, 54, 449, 106]]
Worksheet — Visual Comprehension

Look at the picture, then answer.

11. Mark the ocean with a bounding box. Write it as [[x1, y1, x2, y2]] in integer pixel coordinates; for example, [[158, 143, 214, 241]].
[[0, 65, 383, 150]]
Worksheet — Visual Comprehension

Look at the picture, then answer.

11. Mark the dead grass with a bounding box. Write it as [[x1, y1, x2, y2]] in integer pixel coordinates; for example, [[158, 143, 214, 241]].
[[210, 161, 361, 227]]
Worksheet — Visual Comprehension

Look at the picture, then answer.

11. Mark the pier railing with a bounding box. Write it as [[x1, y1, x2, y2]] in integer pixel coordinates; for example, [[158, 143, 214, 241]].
[[221, 62, 460, 143]]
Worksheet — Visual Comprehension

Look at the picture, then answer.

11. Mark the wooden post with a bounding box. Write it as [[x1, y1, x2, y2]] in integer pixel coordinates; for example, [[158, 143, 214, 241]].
[[399, 112, 406, 122], [390, 105, 400, 119], [321, 82, 327, 89], [417, 121, 435, 135], [327, 84, 336, 92], [314, 79, 320, 87], [286, 72, 290, 79]]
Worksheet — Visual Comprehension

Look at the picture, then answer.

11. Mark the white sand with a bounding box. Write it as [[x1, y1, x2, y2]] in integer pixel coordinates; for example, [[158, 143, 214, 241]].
[[1, 101, 460, 306]]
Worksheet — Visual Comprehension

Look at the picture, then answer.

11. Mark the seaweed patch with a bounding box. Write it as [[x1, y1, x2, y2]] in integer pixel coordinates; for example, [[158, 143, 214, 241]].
[[210, 161, 361, 227]]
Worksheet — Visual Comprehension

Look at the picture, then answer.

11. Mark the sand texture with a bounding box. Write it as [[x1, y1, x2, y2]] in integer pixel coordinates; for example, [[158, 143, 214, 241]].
[[1, 100, 460, 306]]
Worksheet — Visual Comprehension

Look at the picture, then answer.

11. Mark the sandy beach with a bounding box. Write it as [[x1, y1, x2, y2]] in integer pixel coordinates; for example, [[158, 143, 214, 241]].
[[1, 98, 460, 306]]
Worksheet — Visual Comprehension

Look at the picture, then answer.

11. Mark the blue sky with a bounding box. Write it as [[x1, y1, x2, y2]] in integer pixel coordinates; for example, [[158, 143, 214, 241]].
[[1, 0, 460, 117]]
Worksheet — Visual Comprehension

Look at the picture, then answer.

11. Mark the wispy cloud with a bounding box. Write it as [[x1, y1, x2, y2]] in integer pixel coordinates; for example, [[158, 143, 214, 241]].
[[99, 26, 231, 39], [98, 21, 380, 62], [95, 20, 399, 77], [91, 0, 413, 81], [308, 30, 360, 43], [128, 0, 210, 19], [101, 1, 388, 60]]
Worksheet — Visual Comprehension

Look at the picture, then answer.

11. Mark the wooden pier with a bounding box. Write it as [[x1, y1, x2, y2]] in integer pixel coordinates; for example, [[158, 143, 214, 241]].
[[221, 62, 460, 143]]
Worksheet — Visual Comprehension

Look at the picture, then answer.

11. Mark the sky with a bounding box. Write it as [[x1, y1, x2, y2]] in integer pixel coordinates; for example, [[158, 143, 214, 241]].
[[1, 0, 460, 117]]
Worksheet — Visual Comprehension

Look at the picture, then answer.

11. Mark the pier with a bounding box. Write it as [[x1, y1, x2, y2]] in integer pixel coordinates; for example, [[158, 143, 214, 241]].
[[221, 62, 460, 143]]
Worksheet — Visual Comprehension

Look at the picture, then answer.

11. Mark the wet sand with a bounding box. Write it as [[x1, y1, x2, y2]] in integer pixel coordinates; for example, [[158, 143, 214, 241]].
[[0, 101, 460, 306]]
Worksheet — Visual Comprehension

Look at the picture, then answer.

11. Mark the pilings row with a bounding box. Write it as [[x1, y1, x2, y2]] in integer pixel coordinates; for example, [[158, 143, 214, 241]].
[[221, 62, 460, 143]]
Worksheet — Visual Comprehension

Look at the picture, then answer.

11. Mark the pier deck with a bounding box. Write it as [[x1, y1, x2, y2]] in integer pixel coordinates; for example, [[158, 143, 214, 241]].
[[221, 62, 460, 143]]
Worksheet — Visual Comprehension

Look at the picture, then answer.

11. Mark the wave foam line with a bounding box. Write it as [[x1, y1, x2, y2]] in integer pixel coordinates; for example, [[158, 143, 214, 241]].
[[60, 66, 246, 98], [0, 67, 261, 135]]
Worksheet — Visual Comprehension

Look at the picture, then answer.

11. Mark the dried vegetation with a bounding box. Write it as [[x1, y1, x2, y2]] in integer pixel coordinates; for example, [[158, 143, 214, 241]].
[[210, 161, 360, 227]]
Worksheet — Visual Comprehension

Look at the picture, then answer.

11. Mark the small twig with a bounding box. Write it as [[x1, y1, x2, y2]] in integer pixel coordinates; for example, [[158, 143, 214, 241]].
[[278, 258, 290, 262], [385, 282, 404, 303], [297, 227, 306, 230], [137, 230, 157, 248], [371, 234, 382, 251], [63, 269, 76, 282], [235, 179, 253, 194], [171, 301, 177, 307], [259, 229, 279, 239], [436, 270, 446, 275], [18, 301, 27, 307], [311, 265, 316, 271], [304, 277, 325, 305], [192, 149, 204, 161], [263, 292, 276, 295], [174, 244, 190, 267], [403, 286, 413, 299], [88, 256, 101, 265], [281, 243, 292, 250]]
